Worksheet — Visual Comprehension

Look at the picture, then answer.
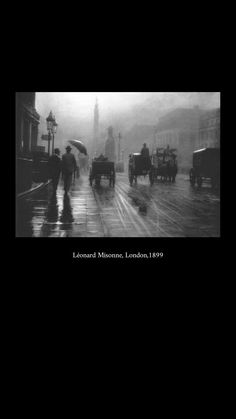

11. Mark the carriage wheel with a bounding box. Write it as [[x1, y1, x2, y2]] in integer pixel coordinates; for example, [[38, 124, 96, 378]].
[[211, 177, 216, 188], [197, 176, 202, 187], [211, 175, 219, 189], [129, 168, 134, 186], [212, 172, 220, 190], [109, 175, 115, 187], [95, 177, 100, 186], [189, 169, 196, 186]]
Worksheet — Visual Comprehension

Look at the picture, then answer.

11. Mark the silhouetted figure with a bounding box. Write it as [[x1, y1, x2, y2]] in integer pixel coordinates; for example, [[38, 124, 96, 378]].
[[140, 143, 151, 169], [105, 126, 116, 162], [62, 146, 77, 194], [48, 148, 61, 194], [74, 153, 80, 179], [78, 153, 88, 174], [140, 143, 150, 158]]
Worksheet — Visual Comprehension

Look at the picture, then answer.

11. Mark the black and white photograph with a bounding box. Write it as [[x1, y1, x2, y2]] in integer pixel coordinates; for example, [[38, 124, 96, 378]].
[[15, 92, 220, 239]]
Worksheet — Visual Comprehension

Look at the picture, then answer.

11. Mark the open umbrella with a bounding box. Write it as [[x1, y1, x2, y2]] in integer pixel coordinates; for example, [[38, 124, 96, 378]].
[[69, 140, 87, 155]]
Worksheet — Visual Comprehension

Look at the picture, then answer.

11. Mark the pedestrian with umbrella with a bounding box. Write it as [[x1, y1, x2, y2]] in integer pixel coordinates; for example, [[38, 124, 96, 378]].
[[62, 145, 77, 194], [69, 139, 88, 180], [68, 140, 87, 156], [75, 153, 80, 179]]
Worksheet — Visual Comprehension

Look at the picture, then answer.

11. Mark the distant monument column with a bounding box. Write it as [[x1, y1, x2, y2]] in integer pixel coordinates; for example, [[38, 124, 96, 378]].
[[92, 98, 99, 157], [105, 126, 116, 162], [118, 132, 122, 162], [193, 105, 200, 149]]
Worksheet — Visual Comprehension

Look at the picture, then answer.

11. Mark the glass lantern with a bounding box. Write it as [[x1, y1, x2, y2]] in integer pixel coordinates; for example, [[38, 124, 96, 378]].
[[46, 111, 54, 132]]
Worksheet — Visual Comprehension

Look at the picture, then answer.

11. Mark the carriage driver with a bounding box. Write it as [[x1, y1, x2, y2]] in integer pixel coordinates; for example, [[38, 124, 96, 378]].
[[140, 143, 151, 169], [140, 143, 150, 158]]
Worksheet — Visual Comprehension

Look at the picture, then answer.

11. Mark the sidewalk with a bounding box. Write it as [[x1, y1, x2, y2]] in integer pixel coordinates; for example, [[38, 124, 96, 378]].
[[16, 176, 105, 237], [17, 180, 51, 199]]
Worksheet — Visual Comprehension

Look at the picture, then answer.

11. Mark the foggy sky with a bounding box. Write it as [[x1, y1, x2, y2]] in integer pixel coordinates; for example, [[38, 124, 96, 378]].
[[36, 92, 220, 150], [36, 92, 220, 121]]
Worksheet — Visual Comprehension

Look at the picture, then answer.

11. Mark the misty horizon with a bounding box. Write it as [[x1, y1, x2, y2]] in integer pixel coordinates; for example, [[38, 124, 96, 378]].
[[36, 92, 220, 150], [36, 92, 220, 120]]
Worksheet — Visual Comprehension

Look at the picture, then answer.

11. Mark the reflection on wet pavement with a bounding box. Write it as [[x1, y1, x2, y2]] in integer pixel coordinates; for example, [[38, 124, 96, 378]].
[[46, 194, 59, 223], [60, 194, 74, 224], [16, 174, 220, 237]]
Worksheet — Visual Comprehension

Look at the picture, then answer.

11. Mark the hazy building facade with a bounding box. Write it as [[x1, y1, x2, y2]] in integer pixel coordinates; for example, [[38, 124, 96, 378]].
[[92, 98, 99, 157], [198, 108, 220, 149], [124, 125, 156, 152], [16, 92, 40, 193], [154, 107, 220, 172], [16, 92, 40, 155]]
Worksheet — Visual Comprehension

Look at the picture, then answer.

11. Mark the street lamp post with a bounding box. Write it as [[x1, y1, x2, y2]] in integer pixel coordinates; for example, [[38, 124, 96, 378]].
[[52, 119, 58, 154], [118, 132, 122, 162], [48, 131, 51, 156], [46, 111, 58, 155]]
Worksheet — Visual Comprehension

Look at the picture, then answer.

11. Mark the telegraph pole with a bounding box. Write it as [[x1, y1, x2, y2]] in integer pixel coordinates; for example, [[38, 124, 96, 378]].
[[48, 132, 51, 156], [118, 132, 122, 162]]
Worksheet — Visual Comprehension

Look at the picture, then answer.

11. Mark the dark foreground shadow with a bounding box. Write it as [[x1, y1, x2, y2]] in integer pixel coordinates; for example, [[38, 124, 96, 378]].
[[16, 198, 33, 237], [46, 193, 59, 224], [60, 193, 74, 227]]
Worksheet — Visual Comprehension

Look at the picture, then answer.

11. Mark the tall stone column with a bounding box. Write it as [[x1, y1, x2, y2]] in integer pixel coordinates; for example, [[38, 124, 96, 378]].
[[93, 98, 99, 158]]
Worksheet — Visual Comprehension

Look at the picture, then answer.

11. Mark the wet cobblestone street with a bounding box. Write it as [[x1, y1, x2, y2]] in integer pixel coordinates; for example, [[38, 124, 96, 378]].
[[16, 173, 220, 237]]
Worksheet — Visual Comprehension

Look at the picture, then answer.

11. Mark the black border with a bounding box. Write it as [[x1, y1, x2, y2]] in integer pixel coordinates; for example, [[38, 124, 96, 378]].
[[10, 89, 223, 272], [9, 42, 224, 274]]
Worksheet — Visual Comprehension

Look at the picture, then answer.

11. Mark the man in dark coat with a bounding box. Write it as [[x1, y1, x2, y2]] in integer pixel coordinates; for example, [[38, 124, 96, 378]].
[[140, 143, 151, 169], [62, 146, 77, 194], [48, 148, 61, 194], [140, 143, 150, 157]]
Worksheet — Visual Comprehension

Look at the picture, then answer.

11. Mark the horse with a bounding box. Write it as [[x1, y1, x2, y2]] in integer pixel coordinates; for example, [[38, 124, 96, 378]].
[[154, 161, 177, 182], [155, 163, 169, 182]]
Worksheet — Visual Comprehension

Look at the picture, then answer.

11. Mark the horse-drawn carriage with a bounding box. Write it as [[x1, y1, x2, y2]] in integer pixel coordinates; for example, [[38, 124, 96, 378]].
[[89, 155, 115, 187], [151, 147, 178, 182], [128, 153, 154, 186], [189, 148, 220, 188]]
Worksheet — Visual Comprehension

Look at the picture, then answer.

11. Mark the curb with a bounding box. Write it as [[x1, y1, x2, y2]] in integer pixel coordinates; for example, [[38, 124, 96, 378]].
[[17, 180, 51, 199]]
